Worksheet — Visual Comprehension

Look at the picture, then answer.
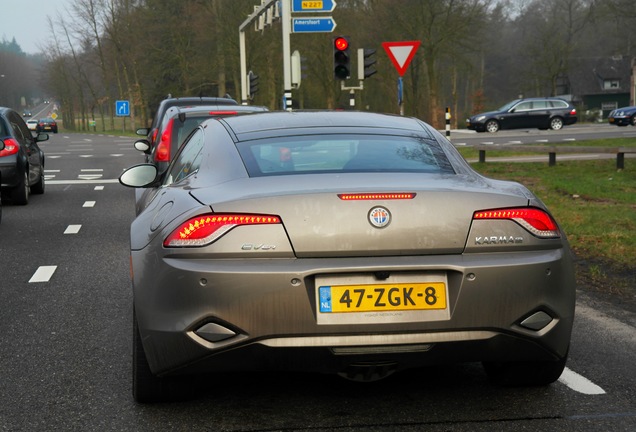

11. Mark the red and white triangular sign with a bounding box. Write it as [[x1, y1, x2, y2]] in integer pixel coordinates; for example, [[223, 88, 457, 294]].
[[382, 41, 421, 77]]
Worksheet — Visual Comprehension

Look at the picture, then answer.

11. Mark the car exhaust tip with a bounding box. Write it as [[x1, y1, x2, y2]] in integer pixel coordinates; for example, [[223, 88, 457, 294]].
[[194, 322, 237, 343], [520, 311, 553, 331]]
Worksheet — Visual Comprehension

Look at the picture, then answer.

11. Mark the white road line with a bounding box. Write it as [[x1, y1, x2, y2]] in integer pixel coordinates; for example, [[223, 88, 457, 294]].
[[47, 179, 119, 184], [94, 186, 105, 190], [29, 266, 57, 283], [559, 367, 606, 395], [64, 224, 82, 234], [78, 175, 103, 180], [81, 169, 104, 172], [45, 170, 61, 173], [83, 201, 96, 208], [79, 155, 93, 158]]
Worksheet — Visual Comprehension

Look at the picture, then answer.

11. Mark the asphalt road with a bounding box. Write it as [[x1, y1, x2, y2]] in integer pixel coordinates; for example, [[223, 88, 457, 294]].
[[1, 130, 635, 431]]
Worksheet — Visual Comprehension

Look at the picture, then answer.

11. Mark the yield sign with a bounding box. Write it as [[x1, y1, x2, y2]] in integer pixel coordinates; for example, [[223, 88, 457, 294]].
[[382, 41, 421, 77]]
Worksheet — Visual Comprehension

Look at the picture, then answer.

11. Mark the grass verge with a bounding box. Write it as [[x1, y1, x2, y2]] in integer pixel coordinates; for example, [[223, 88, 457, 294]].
[[463, 148, 636, 301]]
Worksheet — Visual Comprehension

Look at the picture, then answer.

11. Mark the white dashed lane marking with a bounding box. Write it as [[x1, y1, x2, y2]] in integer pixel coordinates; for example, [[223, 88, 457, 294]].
[[29, 266, 57, 283], [83, 201, 96, 208], [559, 367, 606, 395], [64, 225, 82, 234]]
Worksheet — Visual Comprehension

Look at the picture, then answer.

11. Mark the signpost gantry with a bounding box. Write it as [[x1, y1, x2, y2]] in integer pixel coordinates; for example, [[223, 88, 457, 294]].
[[239, 0, 337, 110]]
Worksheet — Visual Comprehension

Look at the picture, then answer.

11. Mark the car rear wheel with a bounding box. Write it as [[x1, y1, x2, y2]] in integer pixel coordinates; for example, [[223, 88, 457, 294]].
[[31, 170, 45, 195], [133, 313, 196, 403], [485, 119, 499, 133], [482, 352, 568, 387], [11, 170, 29, 205], [630, 115, 636, 126], [550, 117, 564, 130]]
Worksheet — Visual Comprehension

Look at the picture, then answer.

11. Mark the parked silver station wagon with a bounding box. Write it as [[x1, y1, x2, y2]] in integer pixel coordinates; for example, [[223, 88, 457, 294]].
[[120, 111, 576, 403]]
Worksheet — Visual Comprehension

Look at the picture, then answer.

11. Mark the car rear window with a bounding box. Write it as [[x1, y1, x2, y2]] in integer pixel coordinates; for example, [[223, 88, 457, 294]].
[[236, 134, 455, 176]]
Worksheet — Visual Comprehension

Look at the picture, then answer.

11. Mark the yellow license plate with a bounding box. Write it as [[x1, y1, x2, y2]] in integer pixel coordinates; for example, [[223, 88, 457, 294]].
[[318, 282, 446, 313]]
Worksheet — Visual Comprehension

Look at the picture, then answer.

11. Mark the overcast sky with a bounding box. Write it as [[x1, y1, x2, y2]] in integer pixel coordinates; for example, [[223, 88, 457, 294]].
[[1, 0, 74, 55]]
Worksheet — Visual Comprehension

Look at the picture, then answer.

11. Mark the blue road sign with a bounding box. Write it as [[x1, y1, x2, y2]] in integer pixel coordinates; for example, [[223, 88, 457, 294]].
[[292, 0, 337, 13], [116, 100, 130, 117], [292, 17, 336, 33]]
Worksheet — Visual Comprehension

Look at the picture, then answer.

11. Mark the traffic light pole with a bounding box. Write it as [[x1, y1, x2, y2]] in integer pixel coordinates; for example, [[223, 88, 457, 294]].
[[340, 80, 364, 109]]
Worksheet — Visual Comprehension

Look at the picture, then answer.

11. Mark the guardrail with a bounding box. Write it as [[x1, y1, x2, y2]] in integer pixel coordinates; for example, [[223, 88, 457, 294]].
[[473, 145, 636, 169]]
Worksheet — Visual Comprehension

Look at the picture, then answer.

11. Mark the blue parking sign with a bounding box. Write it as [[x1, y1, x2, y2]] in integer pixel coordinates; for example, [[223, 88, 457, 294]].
[[116, 100, 130, 117]]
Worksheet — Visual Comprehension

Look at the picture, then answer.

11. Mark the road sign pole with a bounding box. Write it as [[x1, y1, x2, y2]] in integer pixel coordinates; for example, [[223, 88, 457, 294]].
[[397, 77, 404, 115], [282, 0, 292, 110]]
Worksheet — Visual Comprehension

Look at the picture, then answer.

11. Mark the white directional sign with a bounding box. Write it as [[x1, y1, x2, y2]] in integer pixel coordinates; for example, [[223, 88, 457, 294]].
[[292, 17, 336, 33]]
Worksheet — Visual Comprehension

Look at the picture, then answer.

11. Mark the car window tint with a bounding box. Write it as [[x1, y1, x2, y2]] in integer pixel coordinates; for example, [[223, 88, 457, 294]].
[[533, 100, 548, 109], [237, 134, 455, 177], [164, 128, 205, 185], [551, 100, 567, 108]]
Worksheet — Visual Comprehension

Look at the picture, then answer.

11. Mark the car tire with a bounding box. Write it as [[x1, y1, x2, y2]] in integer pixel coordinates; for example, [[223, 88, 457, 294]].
[[31, 170, 45, 195], [550, 117, 564, 130], [133, 313, 196, 403], [485, 119, 499, 133], [11, 170, 29, 205], [630, 115, 636, 126], [482, 352, 568, 387]]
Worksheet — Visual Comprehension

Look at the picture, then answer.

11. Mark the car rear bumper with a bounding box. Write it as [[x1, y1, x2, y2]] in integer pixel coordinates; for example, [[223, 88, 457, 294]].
[[0, 159, 20, 188], [132, 247, 576, 377]]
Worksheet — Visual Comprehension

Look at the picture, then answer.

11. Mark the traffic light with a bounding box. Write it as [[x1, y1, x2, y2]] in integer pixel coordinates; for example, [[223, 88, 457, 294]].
[[247, 70, 259, 100], [333, 36, 350, 80], [358, 48, 377, 80]]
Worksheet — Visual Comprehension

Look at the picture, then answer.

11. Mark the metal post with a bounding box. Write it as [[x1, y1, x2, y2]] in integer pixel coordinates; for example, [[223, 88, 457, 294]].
[[239, 30, 247, 105], [445, 107, 451, 140], [349, 89, 355, 109], [479, 149, 486, 163], [397, 77, 404, 116], [617, 152, 625, 170], [281, 0, 293, 111]]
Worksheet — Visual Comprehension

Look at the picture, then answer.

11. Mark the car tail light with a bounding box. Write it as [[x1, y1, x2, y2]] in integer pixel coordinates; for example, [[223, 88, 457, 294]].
[[0, 138, 19, 157], [154, 120, 173, 162], [164, 213, 281, 247], [338, 193, 416, 200], [473, 207, 560, 238], [569, 108, 577, 115], [208, 110, 238, 115]]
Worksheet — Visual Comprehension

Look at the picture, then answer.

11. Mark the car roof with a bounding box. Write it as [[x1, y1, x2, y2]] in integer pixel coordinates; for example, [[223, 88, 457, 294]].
[[217, 110, 432, 139], [165, 104, 268, 117]]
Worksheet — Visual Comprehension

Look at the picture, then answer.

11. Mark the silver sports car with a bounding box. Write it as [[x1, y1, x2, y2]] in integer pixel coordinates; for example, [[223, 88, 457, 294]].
[[120, 111, 575, 403]]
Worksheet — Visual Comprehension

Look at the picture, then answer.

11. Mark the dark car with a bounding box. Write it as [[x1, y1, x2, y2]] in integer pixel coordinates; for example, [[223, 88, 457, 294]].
[[0, 107, 48, 205], [135, 104, 269, 174], [607, 106, 636, 126], [136, 96, 239, 148], [467, 97, 577, 133], [36, 118, 58, 133], [120, 111, 575, 403]]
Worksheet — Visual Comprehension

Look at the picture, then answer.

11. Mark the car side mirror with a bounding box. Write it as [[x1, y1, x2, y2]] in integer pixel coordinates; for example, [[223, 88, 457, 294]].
[[36, 133, 49, 143], [119, 164, 159, 188], [136, 127, 150, 136], [134, 139, 151, 154]]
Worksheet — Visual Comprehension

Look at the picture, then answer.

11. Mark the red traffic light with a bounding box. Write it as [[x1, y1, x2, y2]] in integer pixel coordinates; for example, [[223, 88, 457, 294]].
[[334, 37, 348, 51]]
